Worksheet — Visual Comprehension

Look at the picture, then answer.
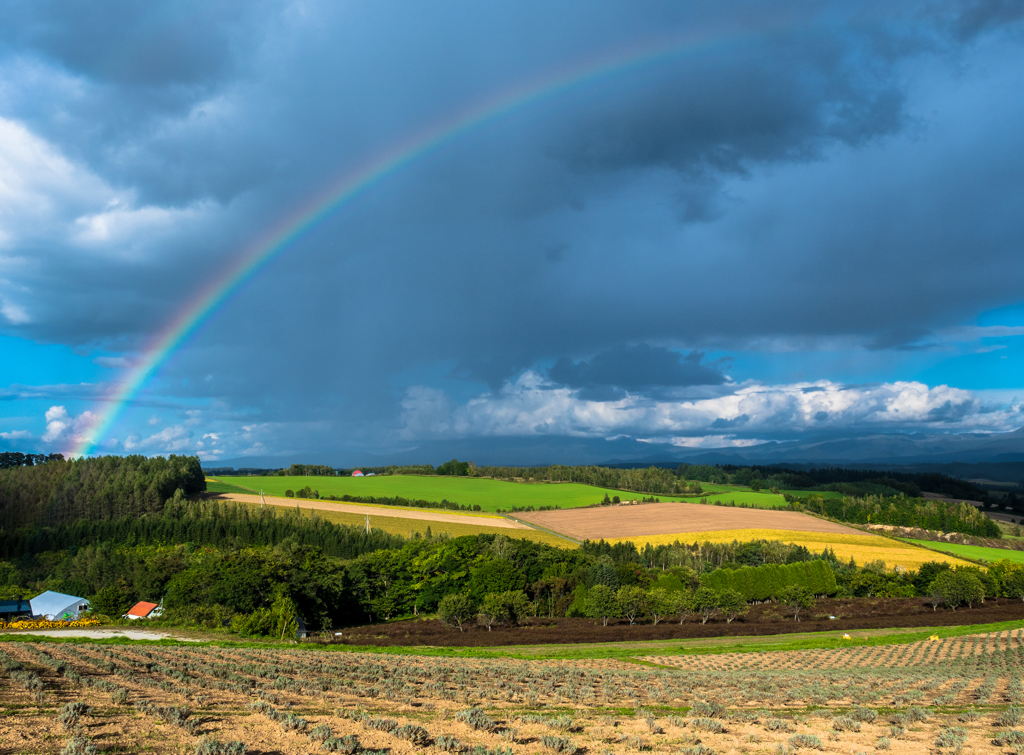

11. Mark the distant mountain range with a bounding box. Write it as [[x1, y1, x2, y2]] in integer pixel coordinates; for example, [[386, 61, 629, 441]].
[[205, 428, 1024, 479]]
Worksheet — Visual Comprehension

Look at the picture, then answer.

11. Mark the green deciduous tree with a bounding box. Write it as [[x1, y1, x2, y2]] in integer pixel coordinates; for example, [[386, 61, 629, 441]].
[[437, 593, 474, 632], [1001, 564, 1024, 601], [717, 588, 747, 623], [779, 585, 814, 621], [616, 585, 648, 625], [586, 584, 619, 627], [930, 569, 985, 611], [692, 586, 721, 624], [647, 587, 675, 626], [476, 590, 531, 630]]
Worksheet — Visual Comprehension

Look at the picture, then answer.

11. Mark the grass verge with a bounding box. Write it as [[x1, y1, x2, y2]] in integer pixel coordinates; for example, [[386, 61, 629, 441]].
[[7, 618, 1024, 662]]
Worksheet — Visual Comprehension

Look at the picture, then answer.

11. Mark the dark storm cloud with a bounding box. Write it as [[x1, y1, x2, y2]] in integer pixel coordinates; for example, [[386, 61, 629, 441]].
[[1, 0, 1023, 456], [0, 0, 260, 87], [954, 0, 1024, 39], [548, 345, 727, 401]]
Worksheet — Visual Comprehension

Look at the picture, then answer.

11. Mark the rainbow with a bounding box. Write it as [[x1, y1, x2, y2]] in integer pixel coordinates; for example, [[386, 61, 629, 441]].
[[71, 23, 775, 457]]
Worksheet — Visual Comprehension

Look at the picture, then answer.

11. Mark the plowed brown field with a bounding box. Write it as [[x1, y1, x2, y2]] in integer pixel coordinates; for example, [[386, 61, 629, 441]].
[[515, 501, 862, 541]]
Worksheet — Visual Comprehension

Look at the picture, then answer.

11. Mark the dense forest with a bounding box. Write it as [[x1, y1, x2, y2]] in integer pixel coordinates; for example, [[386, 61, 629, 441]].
[[0, 454, 205, 529]]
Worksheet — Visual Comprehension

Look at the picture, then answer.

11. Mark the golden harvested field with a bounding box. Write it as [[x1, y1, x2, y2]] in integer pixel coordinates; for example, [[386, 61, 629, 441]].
[[4, 630, 1024, 754], [216, 493, 575, 547], [515, 501, 861, 541], [606, 528, 967, 569]]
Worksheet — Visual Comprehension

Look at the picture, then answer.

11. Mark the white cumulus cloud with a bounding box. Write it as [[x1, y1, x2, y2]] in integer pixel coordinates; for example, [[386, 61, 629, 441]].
[[401, 373, 1020, 441]]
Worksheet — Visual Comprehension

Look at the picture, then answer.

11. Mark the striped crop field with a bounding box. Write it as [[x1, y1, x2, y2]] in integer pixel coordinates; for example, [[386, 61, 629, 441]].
[[606, 529, 971, 569], [230, 498, 576, 547]]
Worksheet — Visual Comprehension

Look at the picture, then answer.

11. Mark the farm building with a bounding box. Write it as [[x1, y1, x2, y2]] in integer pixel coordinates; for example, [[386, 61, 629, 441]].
[[30, 591, 89, 620], [352, 470, 364, 477], [125, 601, 161, 620], [0, 599, 32, 622]]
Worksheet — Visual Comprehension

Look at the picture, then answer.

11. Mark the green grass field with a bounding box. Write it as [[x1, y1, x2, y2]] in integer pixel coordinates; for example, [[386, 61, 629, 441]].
[[205, 478, 259, 495], [212, 474, 795, 513], [906, 539, 1024, 564]]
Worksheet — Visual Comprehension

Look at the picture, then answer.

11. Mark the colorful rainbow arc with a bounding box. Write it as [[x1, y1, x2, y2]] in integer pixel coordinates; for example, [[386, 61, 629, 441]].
[[71, 24, 765, 457]]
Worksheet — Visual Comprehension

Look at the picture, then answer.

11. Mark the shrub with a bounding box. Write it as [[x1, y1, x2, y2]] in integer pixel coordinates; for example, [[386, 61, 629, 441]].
[[906, 707, 931, 723], [787, 734, 823, 749], [549, 715, 580, 732], [689, 701, 726, 718], [57, 702, 91, 731], [362, 716, 398, 732], [875, 737, 891, 750], [394, 724, 432, 746], [994, 730, 1024, 747], [690, 718, 726, 733], [998, 706, 1024, 727], [60, 737, 97, 755], [322, 735, 361, 754], [435, 734, 465, 752], [849, 707, 877, 722], [308, 724, 332, 743], [540, 736, 579, 754], [194, 737, 247, 755], [455, 707, 497, 731], [934, 727, 968, 749], [765, 718, 793, 732], [280, 713, 308, 732], [830, 716, 860, 732]]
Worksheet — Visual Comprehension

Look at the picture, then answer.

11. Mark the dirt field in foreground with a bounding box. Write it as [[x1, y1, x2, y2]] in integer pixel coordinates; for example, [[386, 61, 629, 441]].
[[515, 501, 862, 540], [211, 493, 531, 529], [2, 633, 1023, 754]]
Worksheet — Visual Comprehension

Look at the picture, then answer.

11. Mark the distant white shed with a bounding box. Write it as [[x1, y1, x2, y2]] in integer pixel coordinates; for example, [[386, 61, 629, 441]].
[[30, 591, 89, 621]]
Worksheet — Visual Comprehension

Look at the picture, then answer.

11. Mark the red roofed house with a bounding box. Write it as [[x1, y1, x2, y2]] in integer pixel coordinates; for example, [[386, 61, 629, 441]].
[[125, 601, 161, 620], [352, 470, 364, 477]]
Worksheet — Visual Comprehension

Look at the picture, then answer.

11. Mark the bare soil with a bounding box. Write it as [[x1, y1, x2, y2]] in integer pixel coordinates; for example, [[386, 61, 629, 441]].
[[514, 500, 864, 540], [336, 596, 1024, 647]]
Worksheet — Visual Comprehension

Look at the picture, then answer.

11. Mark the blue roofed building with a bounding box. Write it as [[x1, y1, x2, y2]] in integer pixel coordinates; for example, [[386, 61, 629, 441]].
[[0, 599, 32, 622]]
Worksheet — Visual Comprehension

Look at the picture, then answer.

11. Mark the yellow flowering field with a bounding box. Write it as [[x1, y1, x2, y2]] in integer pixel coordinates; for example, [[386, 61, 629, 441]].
[[0, 617, 101, 631], [606, 528, 970, 569]]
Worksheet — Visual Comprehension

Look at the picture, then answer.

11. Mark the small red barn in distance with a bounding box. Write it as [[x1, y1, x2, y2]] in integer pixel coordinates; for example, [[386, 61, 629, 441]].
[[352, 470, 364, 477], [126, 601, 159, 620]]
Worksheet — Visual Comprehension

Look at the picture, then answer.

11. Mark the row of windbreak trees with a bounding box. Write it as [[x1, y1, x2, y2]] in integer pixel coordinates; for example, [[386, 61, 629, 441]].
[[0, 454, 206, 530], [699, 560, 837, 602]]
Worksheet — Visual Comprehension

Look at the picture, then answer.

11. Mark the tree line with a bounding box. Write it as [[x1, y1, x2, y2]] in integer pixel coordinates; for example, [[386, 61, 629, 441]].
[[283, 487, 483, 512], [797, 494, 1000, 537], [0, 452, 65, 469]]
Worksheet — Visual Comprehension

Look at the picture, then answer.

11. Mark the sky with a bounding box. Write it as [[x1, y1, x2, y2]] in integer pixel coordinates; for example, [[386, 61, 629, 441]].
[[1, 0, 1023, 465]]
